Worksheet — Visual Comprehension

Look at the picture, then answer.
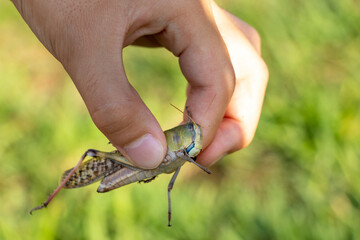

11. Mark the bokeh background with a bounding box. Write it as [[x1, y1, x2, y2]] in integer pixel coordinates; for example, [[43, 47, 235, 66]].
[[1, 0, 359, 239]]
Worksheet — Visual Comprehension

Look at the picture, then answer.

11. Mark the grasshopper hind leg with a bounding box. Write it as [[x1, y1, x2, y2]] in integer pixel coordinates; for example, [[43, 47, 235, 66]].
[[29, 149, 99, 214]]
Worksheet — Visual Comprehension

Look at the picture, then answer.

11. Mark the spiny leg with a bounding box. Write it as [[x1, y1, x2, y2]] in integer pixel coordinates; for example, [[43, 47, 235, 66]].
[[176, 152, 211, 174], [29, 149, 99, 214], [168, 167, 181, 227]]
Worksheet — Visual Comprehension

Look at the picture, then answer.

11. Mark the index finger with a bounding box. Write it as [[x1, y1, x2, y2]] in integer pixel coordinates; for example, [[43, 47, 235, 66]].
[[178, 20, 235, 149]]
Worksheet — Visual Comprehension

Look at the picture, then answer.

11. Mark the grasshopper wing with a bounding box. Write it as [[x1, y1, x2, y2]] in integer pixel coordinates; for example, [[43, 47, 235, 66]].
[[61, 150, 141, 189], [61, 154, 122, 188]]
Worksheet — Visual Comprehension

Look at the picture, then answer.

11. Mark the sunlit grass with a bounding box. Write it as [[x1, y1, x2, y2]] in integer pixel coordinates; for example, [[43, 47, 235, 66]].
[[1, 0, 359, 239]]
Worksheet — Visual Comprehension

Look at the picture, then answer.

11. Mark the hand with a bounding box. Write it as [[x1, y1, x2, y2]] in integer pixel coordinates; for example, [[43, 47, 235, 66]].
[[11, 0, 267, 168]]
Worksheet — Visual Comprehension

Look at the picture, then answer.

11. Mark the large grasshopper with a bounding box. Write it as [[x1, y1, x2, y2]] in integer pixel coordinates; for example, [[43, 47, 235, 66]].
[[30, 107, 211, 226]]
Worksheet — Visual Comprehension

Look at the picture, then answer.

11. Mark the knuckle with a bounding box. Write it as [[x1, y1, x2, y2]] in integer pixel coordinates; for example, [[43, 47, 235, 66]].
[[239, 22, 262, 53], [247, 55, 269, 85], [247, 25, 261, 47]]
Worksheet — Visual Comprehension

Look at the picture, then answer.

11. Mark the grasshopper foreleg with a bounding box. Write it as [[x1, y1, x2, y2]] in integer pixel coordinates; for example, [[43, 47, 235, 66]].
[[176, 152, 211, 174], [168, 166, 181, 227], [29, 149, 99, 214]]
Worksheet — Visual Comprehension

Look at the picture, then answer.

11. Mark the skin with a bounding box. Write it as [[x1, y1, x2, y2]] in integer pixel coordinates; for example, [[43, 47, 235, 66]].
[[11, 0, 268, 169]]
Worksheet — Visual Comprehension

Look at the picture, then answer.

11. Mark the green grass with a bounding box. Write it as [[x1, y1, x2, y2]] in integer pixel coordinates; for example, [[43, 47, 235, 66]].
[[1, 0, 359, 239]]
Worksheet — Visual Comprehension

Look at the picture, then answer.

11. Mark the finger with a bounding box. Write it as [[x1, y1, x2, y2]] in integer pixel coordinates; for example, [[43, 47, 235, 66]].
[[196, 3, 268, 166], [153, 1, 236, 149], [195, 118, 244, 166], [179, 33, 235, 149], [64, 37, 167, 169]]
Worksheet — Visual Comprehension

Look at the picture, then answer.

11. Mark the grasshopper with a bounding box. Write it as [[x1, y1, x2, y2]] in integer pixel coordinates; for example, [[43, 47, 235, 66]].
[[30, 106, 211, 226]]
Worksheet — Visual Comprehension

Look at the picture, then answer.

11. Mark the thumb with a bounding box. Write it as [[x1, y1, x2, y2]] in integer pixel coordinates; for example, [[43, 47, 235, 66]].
[[10, 0, 167, 169], [65, 48, 167, 169]]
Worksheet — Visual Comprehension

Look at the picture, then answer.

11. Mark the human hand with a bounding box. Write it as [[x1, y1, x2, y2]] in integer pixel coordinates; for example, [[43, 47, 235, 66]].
[[11, 0, 267, 168]]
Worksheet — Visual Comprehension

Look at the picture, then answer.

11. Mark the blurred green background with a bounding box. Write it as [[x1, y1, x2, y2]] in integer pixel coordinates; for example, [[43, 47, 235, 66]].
[[1, 0, 359, 239]]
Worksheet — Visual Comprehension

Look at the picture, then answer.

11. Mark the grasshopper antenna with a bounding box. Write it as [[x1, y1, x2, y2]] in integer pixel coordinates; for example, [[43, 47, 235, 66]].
[[170, 104, 198, 130]]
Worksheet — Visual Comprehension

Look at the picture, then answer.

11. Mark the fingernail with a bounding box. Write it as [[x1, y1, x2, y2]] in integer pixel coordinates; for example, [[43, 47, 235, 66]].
[[124, 134, 165, 169]]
